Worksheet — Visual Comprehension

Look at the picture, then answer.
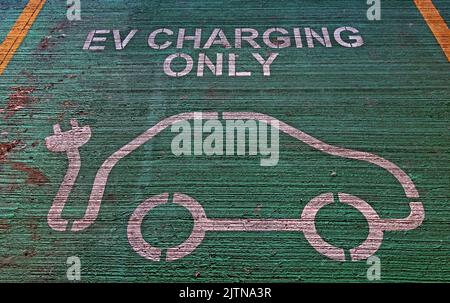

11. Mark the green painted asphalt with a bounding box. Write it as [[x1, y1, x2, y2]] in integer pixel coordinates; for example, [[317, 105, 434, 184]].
[[0, 0, 449, 282]]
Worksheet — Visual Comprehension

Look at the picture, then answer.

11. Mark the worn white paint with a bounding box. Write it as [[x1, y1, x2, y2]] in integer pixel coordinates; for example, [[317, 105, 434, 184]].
[[46, 112, 424, 263]]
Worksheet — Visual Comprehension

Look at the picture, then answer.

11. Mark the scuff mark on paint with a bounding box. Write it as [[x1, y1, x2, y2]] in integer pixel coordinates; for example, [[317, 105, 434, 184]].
[[26, 220, 41, 241], [50, 20, 70, 34], [38, 36, 51, 50], [23, 249, 37, 258], [253, 204, 262, 215], [0, 256, 16, 269], [20, 70, 37, 81]]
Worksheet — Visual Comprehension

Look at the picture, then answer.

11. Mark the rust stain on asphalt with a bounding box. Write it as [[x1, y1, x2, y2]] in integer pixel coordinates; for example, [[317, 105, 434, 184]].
[[0, 140, 21, 160], [10, 162, 49, 186], [36, 21, 71, 53], [1, 87, 36, 119], [0, 219, 10, 232]]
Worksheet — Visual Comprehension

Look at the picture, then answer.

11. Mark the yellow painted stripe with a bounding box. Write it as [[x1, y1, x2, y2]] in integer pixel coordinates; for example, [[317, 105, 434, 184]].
[[0, 0, 46, 75], [414, 0, 450, 61]]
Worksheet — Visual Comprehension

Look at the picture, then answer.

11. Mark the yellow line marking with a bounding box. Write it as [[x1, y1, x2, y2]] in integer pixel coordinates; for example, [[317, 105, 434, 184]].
[[414, 0, 450, 61], [0, 0, 46, 75]]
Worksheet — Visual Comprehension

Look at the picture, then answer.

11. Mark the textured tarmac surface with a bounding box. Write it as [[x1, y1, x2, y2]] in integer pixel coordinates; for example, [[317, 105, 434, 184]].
[[0, 0, 448, 282]]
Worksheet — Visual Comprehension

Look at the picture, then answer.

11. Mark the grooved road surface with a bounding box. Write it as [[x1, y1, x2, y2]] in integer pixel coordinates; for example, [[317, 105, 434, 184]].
[[0, 0, 449, 282]]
